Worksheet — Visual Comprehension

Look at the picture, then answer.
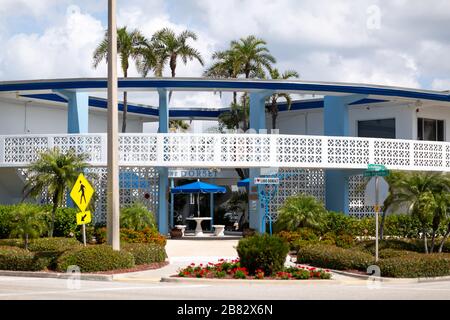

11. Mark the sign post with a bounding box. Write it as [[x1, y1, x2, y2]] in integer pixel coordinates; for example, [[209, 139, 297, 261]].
[[364, 164, 390, 262], [70, 173, 95, 246], [255, 176, 279, 235]]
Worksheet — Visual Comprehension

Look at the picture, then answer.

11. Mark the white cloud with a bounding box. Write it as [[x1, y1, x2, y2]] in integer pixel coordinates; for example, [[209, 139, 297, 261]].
[[0, 5, 105, 79]]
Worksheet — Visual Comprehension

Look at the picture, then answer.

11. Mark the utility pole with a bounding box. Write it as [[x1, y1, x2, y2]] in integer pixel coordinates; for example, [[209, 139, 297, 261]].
[[107, 0, 120, 251]]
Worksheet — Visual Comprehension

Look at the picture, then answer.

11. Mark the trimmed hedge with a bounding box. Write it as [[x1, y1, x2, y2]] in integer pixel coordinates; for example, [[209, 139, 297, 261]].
[[355, 239, 421, 254], [296, 244, 374, 271], [122, 243, 167, 265], [236, 235, 289, 275], [0, 246, 47, 271], [28, 237, 81, 252], [56, 245, 135, 273], [378, 253, 450, 278]]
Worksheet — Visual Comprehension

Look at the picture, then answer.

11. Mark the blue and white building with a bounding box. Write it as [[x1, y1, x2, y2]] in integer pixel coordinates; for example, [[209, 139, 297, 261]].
[[0, 77, 449, 234]]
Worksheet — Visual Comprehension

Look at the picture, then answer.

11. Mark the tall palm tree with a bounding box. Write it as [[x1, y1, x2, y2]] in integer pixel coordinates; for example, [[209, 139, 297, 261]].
[[93, 26, 146, 132], [22, 148, 89, 237], [152, 28, 204, 99], [230, 35, 276, 130], [264, 68, 299, 129], [203, 49, 243, 105]]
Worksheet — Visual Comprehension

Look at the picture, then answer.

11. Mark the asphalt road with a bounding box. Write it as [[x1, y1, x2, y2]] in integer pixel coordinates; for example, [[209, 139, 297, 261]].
[[0, 276, 450, 300]]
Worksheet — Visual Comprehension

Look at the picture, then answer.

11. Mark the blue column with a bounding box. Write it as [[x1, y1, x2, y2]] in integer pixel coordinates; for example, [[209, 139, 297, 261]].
[[54, 90, 89, 209], [248, 91, 272, 233], [55, 90, 89, 134], [324, 94, 366, 214], [157, 89, 169, 235], [210, 193, 214, 231], [170, 178, 174, 229]]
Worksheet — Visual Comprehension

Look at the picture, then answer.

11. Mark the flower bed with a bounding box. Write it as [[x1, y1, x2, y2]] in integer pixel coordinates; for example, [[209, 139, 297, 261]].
[[176, 259, 331, 280]]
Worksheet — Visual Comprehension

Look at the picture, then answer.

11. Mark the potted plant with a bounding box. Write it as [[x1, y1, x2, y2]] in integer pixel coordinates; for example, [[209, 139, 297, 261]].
[[170, 227, 183, 239]]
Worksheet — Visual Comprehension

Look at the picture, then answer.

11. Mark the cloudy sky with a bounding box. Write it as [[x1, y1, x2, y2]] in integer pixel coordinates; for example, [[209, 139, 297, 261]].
[[0, 0, 449, 107]]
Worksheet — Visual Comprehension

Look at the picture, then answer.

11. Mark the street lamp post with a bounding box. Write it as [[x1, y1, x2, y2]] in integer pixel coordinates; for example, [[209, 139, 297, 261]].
[[107, 0, 120, 251]]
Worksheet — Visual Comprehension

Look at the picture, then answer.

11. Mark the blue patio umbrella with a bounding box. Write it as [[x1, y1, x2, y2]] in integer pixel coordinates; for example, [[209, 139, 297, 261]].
[[171, 180, 226, 218], [237, 178, 250, 188]]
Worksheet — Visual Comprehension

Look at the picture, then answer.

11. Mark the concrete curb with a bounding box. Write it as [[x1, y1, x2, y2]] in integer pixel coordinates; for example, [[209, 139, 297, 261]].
[[0, 270, 113, 282], [161, 276, 339, 285], [331, 269, 450, 284]]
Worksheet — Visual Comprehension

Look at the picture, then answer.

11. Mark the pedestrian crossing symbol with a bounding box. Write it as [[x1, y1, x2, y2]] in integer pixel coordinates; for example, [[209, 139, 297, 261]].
[[76, 211, 92, 225], [70, 173, 94, 213]]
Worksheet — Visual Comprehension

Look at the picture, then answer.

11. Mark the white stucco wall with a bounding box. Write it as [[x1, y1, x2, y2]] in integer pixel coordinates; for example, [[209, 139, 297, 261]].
[[0, 98, 147, 135]]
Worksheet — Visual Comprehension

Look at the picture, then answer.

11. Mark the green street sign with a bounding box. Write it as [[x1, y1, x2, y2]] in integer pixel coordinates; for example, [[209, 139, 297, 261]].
[[364, 164, 390, 177]]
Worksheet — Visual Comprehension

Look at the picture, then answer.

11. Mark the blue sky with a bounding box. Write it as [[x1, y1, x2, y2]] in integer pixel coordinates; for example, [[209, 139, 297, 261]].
[[0, 0, 450, 107]]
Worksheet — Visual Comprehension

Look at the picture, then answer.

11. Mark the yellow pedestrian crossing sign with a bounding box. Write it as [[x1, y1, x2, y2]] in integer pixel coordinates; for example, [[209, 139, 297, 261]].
[[70, 173, 94, 212], [76, 211, 92, 225]]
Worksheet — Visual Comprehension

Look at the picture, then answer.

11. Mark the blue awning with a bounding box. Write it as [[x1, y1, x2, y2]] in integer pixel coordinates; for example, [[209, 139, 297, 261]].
[[171, 181, 226, 194], [237, 178, 250, 187]]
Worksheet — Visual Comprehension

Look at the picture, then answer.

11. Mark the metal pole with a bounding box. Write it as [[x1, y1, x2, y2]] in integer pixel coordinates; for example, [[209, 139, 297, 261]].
[[197, 193, 200, 217], [106, 0, 120, 251], [375, 176, 379, 262], [170, 178, 174, 228], [82, 224, 86, 246]]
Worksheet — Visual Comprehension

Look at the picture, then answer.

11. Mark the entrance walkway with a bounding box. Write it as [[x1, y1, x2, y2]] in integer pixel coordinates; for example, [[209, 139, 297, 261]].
[[115, 239, 239, 282]]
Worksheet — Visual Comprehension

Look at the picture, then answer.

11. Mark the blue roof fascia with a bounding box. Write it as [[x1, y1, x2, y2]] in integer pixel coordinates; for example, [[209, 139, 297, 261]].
[[5, 78, 450, 103]]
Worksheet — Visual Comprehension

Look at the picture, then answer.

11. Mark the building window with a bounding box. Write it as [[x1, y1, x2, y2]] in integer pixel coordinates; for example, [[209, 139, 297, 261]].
[[357, 118, 396, 139], [417, 118, 444, 141]]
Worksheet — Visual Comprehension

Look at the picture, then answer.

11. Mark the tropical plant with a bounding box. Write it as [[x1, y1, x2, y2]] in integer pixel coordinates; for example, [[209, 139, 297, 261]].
[[389, 172, 450, 253], [203, 49, 243, 104], [275, 194, 327, 232], [229, 35, 276, 130], [151, 28, 204, 99], [264, 68, 299, 129], [22, 148, 89, 237], [120, 202, 156, 231], [169, 119, 190, 132], [93, 26, 146, 132], [9, 204, 47, 250]]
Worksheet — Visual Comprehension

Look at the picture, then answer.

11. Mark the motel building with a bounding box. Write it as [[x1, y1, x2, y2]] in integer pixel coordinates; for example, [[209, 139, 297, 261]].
[[0, 77, 450, 235]]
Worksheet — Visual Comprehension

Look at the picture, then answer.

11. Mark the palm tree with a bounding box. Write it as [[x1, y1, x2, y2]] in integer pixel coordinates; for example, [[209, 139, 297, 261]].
[[275, 194, 327, 232], [264, 68, 299, 129], [10, 204, 46, 250], [23, 148, 89, 237], [389, 172, 450, 253], [203, 49, 243, 105], [152, 28, 204, 99], [169, 119, 190, 132], [93, 26, 146, 132], [230, 35, 276, 79], [230, 35, 276, 130], [431, 191, 450, 252]]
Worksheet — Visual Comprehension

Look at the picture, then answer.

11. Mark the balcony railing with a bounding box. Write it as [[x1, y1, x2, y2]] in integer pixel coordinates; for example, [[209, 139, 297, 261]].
[[0, 133, 449, 171]]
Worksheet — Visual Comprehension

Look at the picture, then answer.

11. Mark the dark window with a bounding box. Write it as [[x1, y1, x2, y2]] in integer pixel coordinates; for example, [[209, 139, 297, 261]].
[[417, 118, 445, 142], [358, 118, 396, 139]]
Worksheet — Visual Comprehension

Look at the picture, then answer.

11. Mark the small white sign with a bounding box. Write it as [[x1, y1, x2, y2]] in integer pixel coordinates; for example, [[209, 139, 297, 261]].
[[254, 177, 280, 185], [364, 176, 389, 206]]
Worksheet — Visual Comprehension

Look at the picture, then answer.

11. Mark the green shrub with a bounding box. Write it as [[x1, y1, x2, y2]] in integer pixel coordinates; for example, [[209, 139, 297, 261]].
[[236, 235, 289, 275], [378, 249, 414, 259], [0, 205, 16, 238], [56, 245, 135, 272], [320, 232, 336, 245], [27, 237, 81, 252], [356, 239, 421, 254], [122, 243, 166, 265], [0, 239, 23, 247], [378, 253, 450, 278], [0, 246, 47, 271], [335, 234, 355, 249], [383, 214, 422, 238], [297, 244, 374, 271], [321, 211, 363, 237]]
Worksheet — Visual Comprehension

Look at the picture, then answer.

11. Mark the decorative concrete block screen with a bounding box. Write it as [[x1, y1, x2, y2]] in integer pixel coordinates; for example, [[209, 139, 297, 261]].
[[266, 170, 375, 221], [3, 133, 450, 172], [19, 167, 159, 225]]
